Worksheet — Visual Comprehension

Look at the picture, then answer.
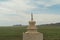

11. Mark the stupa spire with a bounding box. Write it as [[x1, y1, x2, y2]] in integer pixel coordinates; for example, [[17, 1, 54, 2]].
[[31, 13, 33, 21]]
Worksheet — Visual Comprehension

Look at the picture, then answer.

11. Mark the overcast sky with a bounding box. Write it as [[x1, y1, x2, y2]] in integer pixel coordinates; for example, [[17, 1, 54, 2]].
[[0, 0, 60, 26]]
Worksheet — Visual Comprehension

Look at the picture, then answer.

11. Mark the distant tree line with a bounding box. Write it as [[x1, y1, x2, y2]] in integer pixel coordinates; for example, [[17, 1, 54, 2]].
[[13, 22, 60, 27]]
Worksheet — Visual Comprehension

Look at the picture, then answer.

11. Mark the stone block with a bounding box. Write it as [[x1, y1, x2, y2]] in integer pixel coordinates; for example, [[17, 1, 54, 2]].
[[23, 32, 43, 40]]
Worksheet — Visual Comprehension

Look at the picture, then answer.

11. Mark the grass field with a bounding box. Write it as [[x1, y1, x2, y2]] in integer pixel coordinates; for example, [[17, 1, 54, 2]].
[[0, 25, 60, 40]]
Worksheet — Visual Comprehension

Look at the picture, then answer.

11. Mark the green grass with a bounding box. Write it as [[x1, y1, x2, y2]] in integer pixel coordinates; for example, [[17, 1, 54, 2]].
[[0, 26, 60, 40], [38, 26, 60, 40]]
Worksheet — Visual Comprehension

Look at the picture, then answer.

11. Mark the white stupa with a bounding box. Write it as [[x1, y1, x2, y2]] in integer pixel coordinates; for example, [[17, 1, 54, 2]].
[[23, 13, 43, 40]]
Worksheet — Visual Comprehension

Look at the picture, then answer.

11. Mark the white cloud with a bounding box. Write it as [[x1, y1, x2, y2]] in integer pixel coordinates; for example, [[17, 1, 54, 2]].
[[30, 0, 60, 7], [33, 14, 60, 24], [0, 0, 60, 26], [45, 0, 60, 7], [1, 12, 60, 26]]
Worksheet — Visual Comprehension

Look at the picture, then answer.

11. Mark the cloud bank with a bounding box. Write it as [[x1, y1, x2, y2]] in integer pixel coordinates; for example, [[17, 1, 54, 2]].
[[0, 0, 60, 26]]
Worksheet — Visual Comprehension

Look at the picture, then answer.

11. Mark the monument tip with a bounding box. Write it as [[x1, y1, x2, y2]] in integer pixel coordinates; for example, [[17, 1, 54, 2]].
[[31, 13, 33, 21]]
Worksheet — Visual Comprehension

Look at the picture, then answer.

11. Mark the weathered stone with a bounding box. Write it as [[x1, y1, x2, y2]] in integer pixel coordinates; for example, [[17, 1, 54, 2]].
[[23, 32, 43, 40]]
